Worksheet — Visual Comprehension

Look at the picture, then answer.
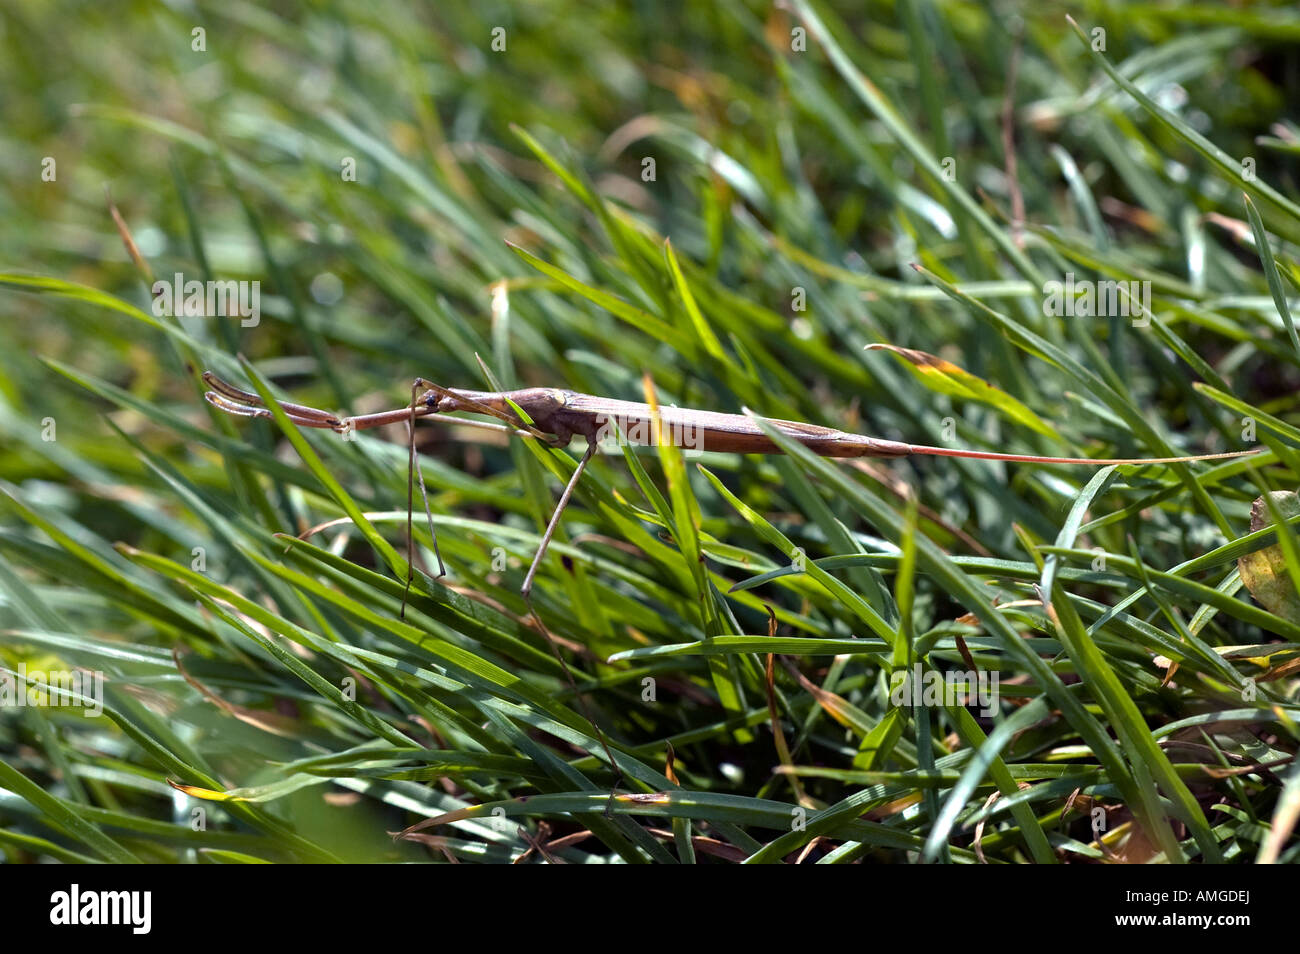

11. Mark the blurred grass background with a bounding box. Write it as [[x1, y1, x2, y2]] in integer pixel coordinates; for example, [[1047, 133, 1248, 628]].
[[3, 0, 1300, 863]]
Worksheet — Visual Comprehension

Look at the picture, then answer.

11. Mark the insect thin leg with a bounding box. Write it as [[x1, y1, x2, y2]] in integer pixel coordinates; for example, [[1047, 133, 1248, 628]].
[[521, 440, 597, 598], [402, 378, 445, 620], [519, 440, 624, 807]]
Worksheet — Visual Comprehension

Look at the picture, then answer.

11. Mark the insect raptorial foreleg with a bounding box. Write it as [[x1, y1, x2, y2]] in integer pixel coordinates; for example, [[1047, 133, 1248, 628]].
[[202, 371, 440, 433]]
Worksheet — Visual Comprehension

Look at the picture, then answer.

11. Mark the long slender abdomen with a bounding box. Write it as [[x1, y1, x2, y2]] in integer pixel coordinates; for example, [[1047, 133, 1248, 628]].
[[561, 392, 911, 456]]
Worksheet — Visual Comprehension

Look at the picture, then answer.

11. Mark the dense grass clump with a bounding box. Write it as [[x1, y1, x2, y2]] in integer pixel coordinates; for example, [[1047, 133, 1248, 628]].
[[3, 0, 1300, 863]]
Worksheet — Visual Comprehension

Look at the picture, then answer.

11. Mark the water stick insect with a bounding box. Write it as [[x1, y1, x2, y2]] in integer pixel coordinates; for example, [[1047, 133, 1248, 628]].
[[203, 370, 1259, 788], [203, 369, 1258, 603]]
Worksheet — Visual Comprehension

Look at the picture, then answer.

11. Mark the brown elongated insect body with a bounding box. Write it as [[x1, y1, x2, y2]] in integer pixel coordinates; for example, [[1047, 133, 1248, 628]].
[[202, 373, 1254, 465], [500, 391, 1255, 464]]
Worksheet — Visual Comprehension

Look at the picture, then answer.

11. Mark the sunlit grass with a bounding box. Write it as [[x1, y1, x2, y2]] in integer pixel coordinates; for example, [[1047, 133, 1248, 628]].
[[2, 0, 1299, 863]]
